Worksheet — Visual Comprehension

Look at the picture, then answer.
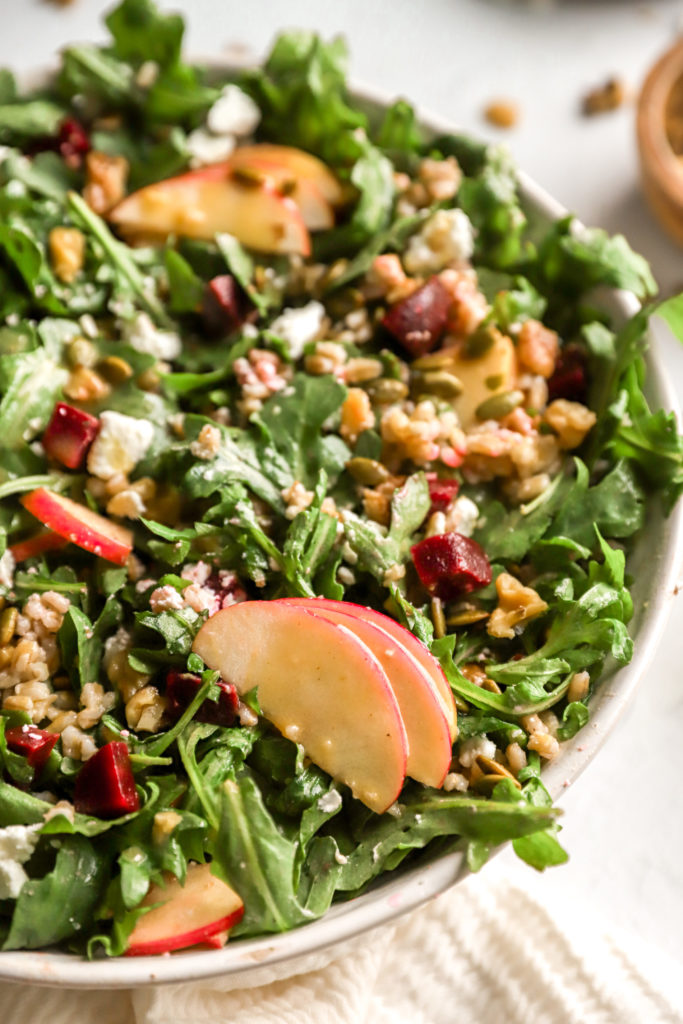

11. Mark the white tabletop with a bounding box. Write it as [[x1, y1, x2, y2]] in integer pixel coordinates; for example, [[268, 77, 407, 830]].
[[3, 0, 683, 967]]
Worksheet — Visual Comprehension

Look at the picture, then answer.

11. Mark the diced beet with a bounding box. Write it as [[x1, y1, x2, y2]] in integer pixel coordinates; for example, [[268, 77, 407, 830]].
[[426, 475, 460, 514], [73, 741, 140, 819], [381, 276, 452, 357], [202, 275, 251, 335], [411, 532, 492, 600], [42, 402, 100, 470], [166, 670, 238, 727], [57, 117, 91, 168], [547, 343, 587, 403], [5, 725, 59, 775]]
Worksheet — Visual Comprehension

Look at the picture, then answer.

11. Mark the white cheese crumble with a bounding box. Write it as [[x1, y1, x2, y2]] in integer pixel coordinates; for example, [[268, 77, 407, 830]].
[[317, 789, 343, 814], [458, 735, 496, 768], [403, 208, 475, 275], [0, 824, 41, 900], [448, 495, 479, 538], [0, 548, 16, 589], [268, 301, 326, 360], [87, 411, 155, 480], [186, 127, 236, 169], [124, 312, 182, 361], [149, 584, 185, 613], [207, 84, 261, 137]]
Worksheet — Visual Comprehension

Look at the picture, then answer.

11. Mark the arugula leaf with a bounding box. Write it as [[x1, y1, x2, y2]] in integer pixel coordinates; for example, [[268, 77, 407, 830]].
[[377, 99, 423, 157], [164, 249, 204, 314], [212, 772, 312, 936], [535, 218, 657, 302], [254, 373, 350, 491], [0, 100, 65, 142], [343, 473, 430, 585], [3, 835, 107, 950], [106, 0, 184, 69], [58, 597, 122, 693], [216, 233, 269, 316]]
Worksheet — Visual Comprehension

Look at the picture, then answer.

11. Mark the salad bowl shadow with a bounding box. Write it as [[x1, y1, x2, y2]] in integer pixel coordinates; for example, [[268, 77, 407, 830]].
[[1, 71, 682, 989]]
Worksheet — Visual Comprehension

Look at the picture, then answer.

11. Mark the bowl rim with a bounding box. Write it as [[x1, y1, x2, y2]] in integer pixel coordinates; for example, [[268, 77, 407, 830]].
[[1, 69, 683, 990]]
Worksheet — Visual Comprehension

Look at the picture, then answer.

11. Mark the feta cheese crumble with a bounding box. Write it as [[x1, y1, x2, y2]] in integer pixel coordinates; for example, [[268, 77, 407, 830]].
[[0, 824, 41, 900], [0, 548, 15, 589], [87, 410, 155, 480], [403, 208, 475, 274], [207, 84, 261, 137], [186, 128, 236, 169], [448, 495, 480, 537], [317, 789, 343, 814], [124, 312, 182, 361], [269, 301, 326, 360]]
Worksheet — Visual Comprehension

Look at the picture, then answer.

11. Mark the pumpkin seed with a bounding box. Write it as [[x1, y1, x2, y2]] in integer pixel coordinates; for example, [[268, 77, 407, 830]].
[[367, 378, 409, 403], [453, 693, 470, 713], [0, 606, 18, 645], [485, 373, 504, 391], [463, 323, 497, 358], [98, 355, 133, 384], [346, 457, 391, 486], [475, 389, 524, 421], [431, 597, 446, 639], [414, 369, 463, 399], [473, 772, 522, 795], [446, 608, 490, 626], [412, 348, 457, 371]]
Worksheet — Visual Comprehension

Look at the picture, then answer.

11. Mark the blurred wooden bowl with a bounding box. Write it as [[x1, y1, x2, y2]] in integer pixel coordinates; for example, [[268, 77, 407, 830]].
[[637, 37, 683, 246]]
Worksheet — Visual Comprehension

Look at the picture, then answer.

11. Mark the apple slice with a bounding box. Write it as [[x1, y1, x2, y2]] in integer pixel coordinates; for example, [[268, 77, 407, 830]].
[[280, 597, 457, 742], [228, 147, 337, 230], [20, 488, 133, 566], [126, 863, 244, 956], [229, 144, 345, 205], [109, 165, 310, 255], [193, 601, 407, 813], [9, 530, 68, 563], [279, 598, 452, 789]]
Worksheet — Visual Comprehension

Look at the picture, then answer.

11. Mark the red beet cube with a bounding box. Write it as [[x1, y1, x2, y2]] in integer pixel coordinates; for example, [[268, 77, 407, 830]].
[[74, 742, 140, 819], [382, 276, 452, 357], [411, 532, 492, 600], [202, 275, 250, 336], [166, 671, 238, 727], [42, 402, 100, 470], [57, 117, 91, 168], [547, 343, 587, 403], [5, 725, 59, 775], [426, 475, 460, 514]]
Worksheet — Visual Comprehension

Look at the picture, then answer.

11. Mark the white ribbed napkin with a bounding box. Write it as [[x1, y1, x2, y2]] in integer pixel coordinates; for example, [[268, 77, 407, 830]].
[[2, 859, 682, 1024]]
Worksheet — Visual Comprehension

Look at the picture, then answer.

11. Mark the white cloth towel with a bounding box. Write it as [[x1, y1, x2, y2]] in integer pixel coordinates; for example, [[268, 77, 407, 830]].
[[1, 859, 682, 1024]]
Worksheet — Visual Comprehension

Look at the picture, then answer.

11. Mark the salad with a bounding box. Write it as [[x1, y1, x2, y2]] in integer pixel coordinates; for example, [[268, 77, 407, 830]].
[[0, 0, 682, 959]]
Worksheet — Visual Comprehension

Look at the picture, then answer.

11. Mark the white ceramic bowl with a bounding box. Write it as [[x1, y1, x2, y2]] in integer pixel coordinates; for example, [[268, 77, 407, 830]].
[[1, 74, 682, 989]]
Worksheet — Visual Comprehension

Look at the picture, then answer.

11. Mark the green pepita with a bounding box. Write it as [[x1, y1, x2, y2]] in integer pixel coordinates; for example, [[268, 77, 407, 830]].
[[475, 389, 524, 421], [463, 324, 498, 358], [346, 457, 391, 486], [413, 369, 463, 399], [367, 377, 409, 403]]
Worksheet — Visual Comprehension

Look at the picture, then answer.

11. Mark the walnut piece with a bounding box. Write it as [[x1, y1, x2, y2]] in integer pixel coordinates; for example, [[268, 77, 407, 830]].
[[487, 572, 548, 639]]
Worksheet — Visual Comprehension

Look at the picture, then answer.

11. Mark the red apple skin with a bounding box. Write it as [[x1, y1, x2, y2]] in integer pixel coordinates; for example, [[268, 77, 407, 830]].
[[42, 402, 100, 470], [280, 597, 457, 742], [9, 531, 68, 563], [278, 598, 452, 788], [73, 742, 140, 819], [20, 488, 133, 566], [126, 863, 244, 956]]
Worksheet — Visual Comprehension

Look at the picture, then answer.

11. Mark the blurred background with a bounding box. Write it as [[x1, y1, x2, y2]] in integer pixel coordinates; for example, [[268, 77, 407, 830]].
[[3, 0, 683, 965]]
